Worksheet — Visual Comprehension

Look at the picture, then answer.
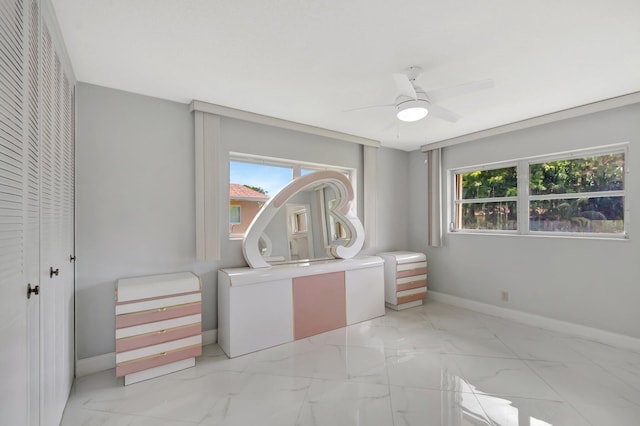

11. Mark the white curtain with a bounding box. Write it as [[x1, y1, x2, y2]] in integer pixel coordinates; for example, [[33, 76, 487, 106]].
[[363, 145, 378, 249], [427, 148, 443, 247]]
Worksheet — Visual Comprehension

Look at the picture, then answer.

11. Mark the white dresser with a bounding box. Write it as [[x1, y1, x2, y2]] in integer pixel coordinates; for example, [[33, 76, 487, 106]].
[[378, 251, 427, 310], [115, 272, 202, 385], [218, 256, 384, 358]]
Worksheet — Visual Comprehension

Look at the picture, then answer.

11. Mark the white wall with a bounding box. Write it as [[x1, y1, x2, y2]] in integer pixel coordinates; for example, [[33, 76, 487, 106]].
[[76, 83, 411, 360], [409, 103, 640, 338], [371, 147, 411, 252], [76, 83, 210, 359]]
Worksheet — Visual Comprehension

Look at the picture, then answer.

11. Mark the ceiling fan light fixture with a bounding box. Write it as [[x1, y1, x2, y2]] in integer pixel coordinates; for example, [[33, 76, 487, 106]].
[[396, 100, 429, 122]]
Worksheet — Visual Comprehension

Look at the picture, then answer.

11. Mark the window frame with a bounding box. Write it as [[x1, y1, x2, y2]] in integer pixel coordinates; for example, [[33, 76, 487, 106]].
[[449, 144, 629, 239], [229, 205, 241, 225], [451, 162, 519, 234]]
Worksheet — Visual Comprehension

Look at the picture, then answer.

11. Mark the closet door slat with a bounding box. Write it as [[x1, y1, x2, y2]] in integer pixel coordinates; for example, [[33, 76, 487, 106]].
[[0, 1, 28, 425]]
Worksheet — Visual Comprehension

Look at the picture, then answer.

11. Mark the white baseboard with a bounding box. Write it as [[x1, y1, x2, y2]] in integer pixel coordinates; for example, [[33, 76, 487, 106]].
[[76, 352, 115, 377], [202, 329, 217, 346], [76, 329, 218, 377], [428, 291, 640, 352]]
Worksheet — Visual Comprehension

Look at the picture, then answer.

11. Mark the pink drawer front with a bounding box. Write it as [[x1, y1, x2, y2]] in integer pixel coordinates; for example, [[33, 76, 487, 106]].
[[396, 278, 427, 292], [116, 323, 202, 353], [397, 290, 427, 305], [396, 267, 427, 278], [116, 303, 201, 329], [116, 345, 202, 377]]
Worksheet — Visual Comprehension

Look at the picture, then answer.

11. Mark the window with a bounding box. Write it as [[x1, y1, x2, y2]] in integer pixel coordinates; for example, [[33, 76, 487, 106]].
[[451, 146, 627, 238], [529, 152, 625, 234], [230, 205, 241, 225], [454, 166, 518, 231], [291, 210, 308, 233], [229, 153, 355, 238]]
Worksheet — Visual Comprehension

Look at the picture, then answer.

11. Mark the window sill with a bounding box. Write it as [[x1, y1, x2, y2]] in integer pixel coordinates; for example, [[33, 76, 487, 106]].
[[448, 230, 629, 242]]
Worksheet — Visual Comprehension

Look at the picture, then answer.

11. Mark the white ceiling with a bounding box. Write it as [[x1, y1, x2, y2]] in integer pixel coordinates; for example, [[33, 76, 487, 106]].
[[52, 0, 640, 151]]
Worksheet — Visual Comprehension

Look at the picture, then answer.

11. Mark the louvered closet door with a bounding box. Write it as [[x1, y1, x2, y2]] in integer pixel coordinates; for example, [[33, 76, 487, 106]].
[[39, 16, 75, 425], [26, 1, 41, 425], [0, 0, 32, 424], [0, 1, 74, 424]]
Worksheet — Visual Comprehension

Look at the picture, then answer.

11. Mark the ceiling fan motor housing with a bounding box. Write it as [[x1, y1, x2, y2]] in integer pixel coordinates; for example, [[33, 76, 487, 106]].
[[396, 92, 430, 122]]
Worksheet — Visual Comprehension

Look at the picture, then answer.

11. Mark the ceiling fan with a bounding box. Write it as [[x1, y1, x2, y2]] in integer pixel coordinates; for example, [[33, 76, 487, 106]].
[[348, 66, 494, 123]]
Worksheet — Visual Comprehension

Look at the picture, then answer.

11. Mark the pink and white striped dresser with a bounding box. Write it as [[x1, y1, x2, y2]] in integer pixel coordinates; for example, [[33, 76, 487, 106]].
[[115, 272, 202, 385], [378, 251, 427, 310]]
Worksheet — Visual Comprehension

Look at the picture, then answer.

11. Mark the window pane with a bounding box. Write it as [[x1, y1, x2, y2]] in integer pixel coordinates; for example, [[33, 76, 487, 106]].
[[230, 205, 241, 224], [301, 168, 315, 176], [529, 197, 624, 233], [457, 167, 517, 200], [230, 161, 292, 197], [529, 153, 624, 195], [457, 201, 518, 230]]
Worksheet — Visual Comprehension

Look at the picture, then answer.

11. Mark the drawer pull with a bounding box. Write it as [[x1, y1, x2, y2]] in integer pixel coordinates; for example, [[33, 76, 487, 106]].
[[156, 307, 168, 312], [157, 329, 167, 334], [161, 352, 168, 356]]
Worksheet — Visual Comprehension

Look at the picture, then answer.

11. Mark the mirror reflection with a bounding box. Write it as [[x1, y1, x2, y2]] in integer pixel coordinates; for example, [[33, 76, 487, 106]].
[[242, 169, 363, 268], [261, 184, 350, 264]]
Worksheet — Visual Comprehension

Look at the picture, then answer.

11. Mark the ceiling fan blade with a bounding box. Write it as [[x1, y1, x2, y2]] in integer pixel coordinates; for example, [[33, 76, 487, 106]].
[[427, 103, 462, 123], [425, 78, 494, 103], [343, 103, 395, 113], [393, 73, 417, 99], [379, 120, 401, 140]]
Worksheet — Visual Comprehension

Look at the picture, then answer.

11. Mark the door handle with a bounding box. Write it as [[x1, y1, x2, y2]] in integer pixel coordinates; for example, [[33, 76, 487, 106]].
[[27, 283, 40, 299], [50, 267, 59, 278]]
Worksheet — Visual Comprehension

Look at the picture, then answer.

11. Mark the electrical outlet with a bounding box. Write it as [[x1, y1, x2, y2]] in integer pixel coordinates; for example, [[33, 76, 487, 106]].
[[501, 291, 509, 302]]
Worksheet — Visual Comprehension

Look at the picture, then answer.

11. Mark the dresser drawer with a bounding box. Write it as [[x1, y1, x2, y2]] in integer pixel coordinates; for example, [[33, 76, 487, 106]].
[[396, 278, 427, 292], [116, 314, 202, 339], [116, 292, 201, 315], [396, 261, 427, 278], [396, 287, 427, 305], [396, 274, 427, 288], [116, 323, 202, 353], [116, 334, 202, 364], [115, 302, 201, 329], [116, 344, 202, 377]]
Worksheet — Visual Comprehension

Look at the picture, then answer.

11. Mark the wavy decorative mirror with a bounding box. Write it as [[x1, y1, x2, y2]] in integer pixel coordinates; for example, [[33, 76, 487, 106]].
[[242, 171, 364, 268]]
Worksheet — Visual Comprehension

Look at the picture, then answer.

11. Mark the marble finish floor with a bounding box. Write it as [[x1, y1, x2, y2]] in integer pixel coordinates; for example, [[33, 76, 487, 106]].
[[62, 300, 640, 425]]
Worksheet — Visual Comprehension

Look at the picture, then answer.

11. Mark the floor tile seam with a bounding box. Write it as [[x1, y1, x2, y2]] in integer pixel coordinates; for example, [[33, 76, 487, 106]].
[[63, 405, 123, 417], [243, 369, 319, 382], [317, 341, 387, 351], [477, 329, 521, 359], [382, 341, 395, 426], [67, 398, 129, 410], [588, 357, 640, 383], [68, 404, 201, 424], [598, 364, 640, 403], [524, 359, 640, 410], [387, 383, 477, 395], [441, 350, 523, 360], [246, 368, 392, 386], [448, 354, 567, 403], [520, 358, 580, 404], [440, 351, 530, 362], [562, 399, 599, 426], [189, 366, 251, 376], [469, 390, 568, 404], [293, 378, 313, 426], [526, 355, 640, 393], [63, 409, 201, 426], [463, 389, 495, 424], [505, 355, 593, 363]]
